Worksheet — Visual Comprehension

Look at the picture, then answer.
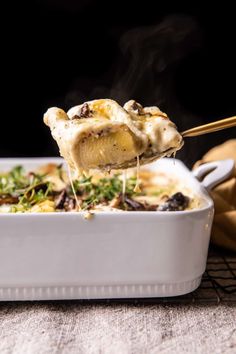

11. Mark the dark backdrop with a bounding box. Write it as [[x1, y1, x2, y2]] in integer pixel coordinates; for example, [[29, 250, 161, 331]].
[[2, 1, 236, 167]]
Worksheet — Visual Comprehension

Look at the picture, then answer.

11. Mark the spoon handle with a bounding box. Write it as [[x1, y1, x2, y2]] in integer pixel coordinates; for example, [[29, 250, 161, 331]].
[[181, 116, 236, 137]]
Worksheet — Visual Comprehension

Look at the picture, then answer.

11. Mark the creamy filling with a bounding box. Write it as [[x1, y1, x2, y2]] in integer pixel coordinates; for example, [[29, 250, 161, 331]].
[[72, 126, 144, 171]]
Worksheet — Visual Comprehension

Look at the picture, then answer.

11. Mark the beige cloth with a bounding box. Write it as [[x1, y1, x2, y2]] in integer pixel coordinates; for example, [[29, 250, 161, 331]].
[[0, 302, 235, 353], [194, 140, 236, 252]]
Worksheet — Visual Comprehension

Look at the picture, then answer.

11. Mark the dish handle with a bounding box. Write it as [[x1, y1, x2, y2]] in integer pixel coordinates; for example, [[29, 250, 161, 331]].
[[193, 159, 234, 191]]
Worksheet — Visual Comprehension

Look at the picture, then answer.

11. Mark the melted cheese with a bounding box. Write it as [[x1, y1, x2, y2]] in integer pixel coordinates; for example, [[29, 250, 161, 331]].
[[44, 99, 183, 172], [67, 164, 81, 211], [134, 156, 141, 193], [122, 169, 127, 199]]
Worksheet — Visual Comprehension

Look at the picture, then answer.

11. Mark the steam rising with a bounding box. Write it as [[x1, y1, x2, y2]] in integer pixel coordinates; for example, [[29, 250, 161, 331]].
[[65, 15, 203, 165], [65, 15, 201, 105], [111, 15, 201, 105]]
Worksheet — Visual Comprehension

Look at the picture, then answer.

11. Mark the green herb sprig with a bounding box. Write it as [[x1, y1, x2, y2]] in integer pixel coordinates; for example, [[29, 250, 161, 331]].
[[71, 174, 137, 210], [0, 166, 52, 212]]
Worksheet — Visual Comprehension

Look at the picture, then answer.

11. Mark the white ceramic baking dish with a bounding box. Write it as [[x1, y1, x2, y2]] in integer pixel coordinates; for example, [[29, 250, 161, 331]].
[[0, 157, 234, 301]]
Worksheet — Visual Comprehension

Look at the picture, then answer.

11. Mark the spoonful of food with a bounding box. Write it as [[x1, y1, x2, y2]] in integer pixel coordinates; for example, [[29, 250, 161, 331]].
[[43, 99, 236, 173], [44, 99, 184, 172]]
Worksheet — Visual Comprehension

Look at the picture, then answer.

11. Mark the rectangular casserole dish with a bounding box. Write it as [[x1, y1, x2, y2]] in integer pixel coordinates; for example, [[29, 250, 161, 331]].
[[0, 157, 233, 301]]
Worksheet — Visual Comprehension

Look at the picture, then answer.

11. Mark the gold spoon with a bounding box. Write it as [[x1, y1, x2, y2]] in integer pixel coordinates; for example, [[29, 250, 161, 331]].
[[181, 116, 236, 137]]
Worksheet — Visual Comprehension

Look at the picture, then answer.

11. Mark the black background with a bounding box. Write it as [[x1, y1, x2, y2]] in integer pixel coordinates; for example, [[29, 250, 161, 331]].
[[2, 1, 236, 167]]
